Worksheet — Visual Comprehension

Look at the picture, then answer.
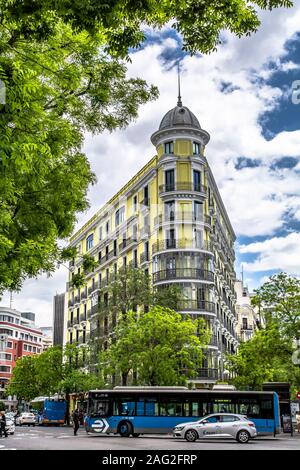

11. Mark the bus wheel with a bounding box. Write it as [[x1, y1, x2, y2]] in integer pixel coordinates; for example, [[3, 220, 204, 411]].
[[236, 430, 250, 443], [132, 433, 140, 438], [118, 422, 132, 437]]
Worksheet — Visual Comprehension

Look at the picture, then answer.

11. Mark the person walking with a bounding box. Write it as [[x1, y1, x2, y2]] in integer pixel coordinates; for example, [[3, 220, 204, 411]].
[[0, 411, 8, 438], [296, 412, 300, 433], [72, 408, 80, 436]]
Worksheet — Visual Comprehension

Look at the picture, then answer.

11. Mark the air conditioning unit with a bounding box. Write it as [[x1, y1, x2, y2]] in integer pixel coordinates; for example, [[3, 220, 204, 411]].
[[0, 334, 8, 341]]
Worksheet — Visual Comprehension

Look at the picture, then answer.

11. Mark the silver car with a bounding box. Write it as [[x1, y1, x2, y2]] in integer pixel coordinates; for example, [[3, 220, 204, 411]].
[[173, 413, 257, 443]]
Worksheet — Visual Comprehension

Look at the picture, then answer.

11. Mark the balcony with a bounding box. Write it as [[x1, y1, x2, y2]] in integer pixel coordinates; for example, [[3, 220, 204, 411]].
[[81, 290, 87, 300], [74, 295, 80, 304], [152, 239, 213, 255], [140, 252, 150, 264], [68, 299, 74, 308], [88, 282, 99, 296], [153, 268, 214, 284], [159, 182, 207, 199], [67, 320, 74, 329], [80, 314, 87, 323], [178, 300, 215, 313], [118, 237, 138, 253], [154, 212, 211, 227], [140, 225, 150, 239]]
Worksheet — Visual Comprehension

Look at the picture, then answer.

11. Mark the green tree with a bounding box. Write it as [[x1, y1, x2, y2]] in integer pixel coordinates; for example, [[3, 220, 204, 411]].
[[0, 401, 6, 411], [100, 306, 210, 386], [0, 20, 158, 295], [7, 355, 40, 401], [227, 273, 300, 391], [2, 1, 293, 55], [252, 272, 300, 341]]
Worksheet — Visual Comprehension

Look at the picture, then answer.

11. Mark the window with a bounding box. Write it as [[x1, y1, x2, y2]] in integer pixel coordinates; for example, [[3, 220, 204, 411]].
[[7, 342, 12, 349], [24, 344, 27, 351], [193, 170, 201, 191], [221, 415, 240, 422], [242, 318, 248, 330], [165, 201, 175, 221], [133, 195, 138, 212], [86, 234, 94, 251], [193, 142, 201, 155], [165, 169, 175, 191], [99, 226, 103, 241], [115, 206, 125, 227], [106, 221, 109, 235], [0, 366, 10, 373], [194, 201, 203, 221], [164, 141, 174, 154]]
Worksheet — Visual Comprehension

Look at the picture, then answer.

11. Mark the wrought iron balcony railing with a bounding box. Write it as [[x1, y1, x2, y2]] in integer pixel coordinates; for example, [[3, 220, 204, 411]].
[[153, 268, 214, 283]]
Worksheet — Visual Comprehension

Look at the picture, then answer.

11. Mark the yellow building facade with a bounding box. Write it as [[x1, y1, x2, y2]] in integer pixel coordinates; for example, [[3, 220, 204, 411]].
[[65, 97, 239, 385]]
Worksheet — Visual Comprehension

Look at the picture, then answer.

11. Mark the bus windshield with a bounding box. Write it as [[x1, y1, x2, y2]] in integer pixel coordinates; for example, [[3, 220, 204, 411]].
[[89, 398, 110, 417]]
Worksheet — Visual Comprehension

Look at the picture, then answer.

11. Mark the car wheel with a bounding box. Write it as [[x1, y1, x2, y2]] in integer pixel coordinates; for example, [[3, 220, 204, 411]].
[[237, 430, 250, 443], [118, 422, 132, 437], [185, 429, 198, 442]]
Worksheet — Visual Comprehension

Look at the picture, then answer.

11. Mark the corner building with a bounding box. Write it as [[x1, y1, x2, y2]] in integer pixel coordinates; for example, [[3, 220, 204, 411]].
[[66, 98, 239, 386]]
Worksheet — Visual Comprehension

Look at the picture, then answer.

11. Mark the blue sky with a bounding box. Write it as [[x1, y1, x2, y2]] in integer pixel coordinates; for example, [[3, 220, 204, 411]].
[[2, 4, 300, 325]]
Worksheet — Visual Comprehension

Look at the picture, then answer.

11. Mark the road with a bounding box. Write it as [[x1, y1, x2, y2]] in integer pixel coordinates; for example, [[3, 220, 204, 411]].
[[0, 426, 299, 450]]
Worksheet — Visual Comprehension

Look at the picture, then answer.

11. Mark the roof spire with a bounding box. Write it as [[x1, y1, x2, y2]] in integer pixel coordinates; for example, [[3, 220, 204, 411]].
[[177, 62, 182, 107]]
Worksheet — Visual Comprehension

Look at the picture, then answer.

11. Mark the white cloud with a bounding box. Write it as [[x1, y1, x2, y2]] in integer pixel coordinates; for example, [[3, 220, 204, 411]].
[[240, 232, 300, 273]]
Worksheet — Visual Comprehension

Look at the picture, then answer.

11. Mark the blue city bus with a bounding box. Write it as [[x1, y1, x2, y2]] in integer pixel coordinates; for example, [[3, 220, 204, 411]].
[[84, 387, 280, 437], [30, 397, 66, 425]]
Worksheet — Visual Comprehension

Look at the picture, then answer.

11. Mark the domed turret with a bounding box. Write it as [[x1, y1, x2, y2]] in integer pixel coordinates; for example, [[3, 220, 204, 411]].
[[151, 93, 210, 147], [159, 105, 201, 131]]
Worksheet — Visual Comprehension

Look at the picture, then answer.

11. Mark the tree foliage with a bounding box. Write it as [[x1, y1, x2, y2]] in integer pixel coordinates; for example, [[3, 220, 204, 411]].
[[7, 345, 103, 401], [227, 273, 300, 393], [251, 272, 300, 341], [100, 306, 211, 386], [2, 1, 293, 56], [0, 18, 158, 295]]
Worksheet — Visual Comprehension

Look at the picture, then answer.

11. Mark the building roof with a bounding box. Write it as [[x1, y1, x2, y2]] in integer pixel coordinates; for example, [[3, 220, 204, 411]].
[[159, 104, 201, 131]]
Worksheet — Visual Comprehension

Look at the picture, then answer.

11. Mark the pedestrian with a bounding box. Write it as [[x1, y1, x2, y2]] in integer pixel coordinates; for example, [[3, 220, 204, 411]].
[[296, 412, 300, 433], [72, 408, 80, 436], [0, 411, 8, 438]]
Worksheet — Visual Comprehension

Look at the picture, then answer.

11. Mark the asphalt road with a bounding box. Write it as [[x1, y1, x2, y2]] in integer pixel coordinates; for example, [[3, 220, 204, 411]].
[[0, 426, 299, 451]]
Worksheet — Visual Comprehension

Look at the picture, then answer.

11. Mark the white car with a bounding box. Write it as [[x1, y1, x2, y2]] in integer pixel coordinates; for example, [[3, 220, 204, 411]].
[[16, 412, 36, 426], [5, 416, 15, 435], [173, 413, 257, 443]]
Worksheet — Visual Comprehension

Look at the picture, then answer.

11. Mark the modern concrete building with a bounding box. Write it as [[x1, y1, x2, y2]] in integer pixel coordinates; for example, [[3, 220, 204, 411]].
[[65, 97, 239, 385], [53, 293, 66, 347]]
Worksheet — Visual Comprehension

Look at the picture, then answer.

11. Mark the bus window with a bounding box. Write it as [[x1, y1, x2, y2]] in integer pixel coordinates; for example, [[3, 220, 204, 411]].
[[260, 400, 273, 419], [120, 400, 135, 416], [160, 401, 182, 416], [238, 400, 260, 417], [212, 401, 235, 414], [136, 400, 145, 416], [145, 399, 159, 416], [191, 402, 200, 416]]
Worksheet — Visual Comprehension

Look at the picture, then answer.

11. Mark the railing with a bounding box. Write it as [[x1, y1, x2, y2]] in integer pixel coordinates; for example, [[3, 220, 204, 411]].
[[140, 252, 150, 264], [119, 237, 138, 252], [153, 269, 214, 283], [140, 225, 150, 238], [178, 300, 215, 313], [152, 239, 213, 254], [88, 282, 99, 295], [240, 325, 253, 331], [72, 316, 80, 326], [197, 368, 219, 380], [81, 290, 87, 300], [154, 212, 211, 226], [159, 182, 207, 194]]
